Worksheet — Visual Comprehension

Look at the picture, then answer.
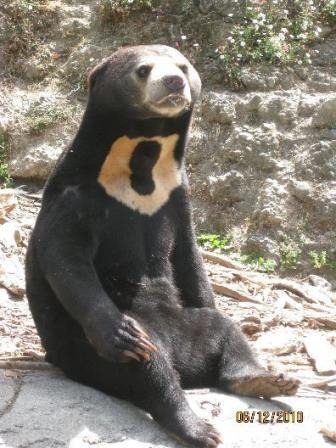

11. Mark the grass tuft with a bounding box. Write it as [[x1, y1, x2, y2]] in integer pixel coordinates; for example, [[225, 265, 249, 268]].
[[0, 135, 13, 188]]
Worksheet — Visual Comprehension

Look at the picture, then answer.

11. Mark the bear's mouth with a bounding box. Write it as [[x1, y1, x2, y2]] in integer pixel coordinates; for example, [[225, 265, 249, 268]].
[[152, 93, 190, 109]]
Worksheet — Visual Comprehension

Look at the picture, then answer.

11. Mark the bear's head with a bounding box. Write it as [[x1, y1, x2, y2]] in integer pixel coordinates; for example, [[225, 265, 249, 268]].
[[88, 45, 201, 119]]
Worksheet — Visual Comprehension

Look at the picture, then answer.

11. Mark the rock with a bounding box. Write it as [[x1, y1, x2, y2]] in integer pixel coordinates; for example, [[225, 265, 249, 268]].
[[0, 189, 17, 221], [253, 153, 281, 172], [222, 124, 281, 167], [240, 321, 262, 335], [320, 426, 336, 443], [294, 66, 309, 80], [289, 180, 313, 203], [252, 179, 287, 229], [187, 129, 211, 165], [221, 127, 254, 163], [300, 283, 334, 306], [298, 95, 322, 117], [304, 334, 336, 375], [0, 287, 10, 301], [242, 94, 262, 112], [8, 115, 77, 181], [311, 35, 336, 66], [312, 97, 336, 128], [316, 184, 336, 229], [239, 67, 280, 91], [302, 141, 336, 180], [9, 143, 62, 179], [258, 94, 298, 125], [1, 9, 336, 278], [59, 3, 93, 36], [19, 59, 45, 81], [202, 92, 236, 124], [60, 44, 108, 83], [255, 328, 299, 354], [59, 3, 91, 18], [207, 170, 245, 203], [253, 206, 283, 228], [0, 248, 25, 298], [308, 275, 332, 291], [0, 115, 10, 136], [233, 128, 254, 144], [0, 371, 334, 448], [0, 219, 25, 298], [307, 69, 336, 92], [61, 17, 91, 36], [195, 0, 245, 15], [244, 235, 279, 259], [0, 222, 22, 248]]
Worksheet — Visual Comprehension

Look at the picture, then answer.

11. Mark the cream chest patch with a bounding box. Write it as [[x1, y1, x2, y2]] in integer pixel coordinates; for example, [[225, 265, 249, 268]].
[[98, 134, 181, 215]]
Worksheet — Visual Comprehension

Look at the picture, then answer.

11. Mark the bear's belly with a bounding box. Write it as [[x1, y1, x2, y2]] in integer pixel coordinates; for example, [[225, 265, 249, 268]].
[[98, 272, 176, 310], [95, 256, 175, 310]]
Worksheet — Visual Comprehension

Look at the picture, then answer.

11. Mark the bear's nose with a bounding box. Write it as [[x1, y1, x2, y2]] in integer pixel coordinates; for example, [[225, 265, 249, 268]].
[[163, 75, 185, 92]]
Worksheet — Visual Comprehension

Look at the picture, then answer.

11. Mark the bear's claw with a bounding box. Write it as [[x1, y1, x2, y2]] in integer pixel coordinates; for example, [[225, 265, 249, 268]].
[[118, 315, 157, 362]]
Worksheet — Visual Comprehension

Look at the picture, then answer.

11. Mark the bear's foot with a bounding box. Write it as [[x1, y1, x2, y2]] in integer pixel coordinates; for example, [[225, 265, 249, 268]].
[[227, 372, 300, 398], [168, 418, 223, 448], [156, 404, 223, 448]]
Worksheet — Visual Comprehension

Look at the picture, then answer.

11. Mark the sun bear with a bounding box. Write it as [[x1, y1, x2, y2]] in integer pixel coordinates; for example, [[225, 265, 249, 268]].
[[26, 45, 299, 447]]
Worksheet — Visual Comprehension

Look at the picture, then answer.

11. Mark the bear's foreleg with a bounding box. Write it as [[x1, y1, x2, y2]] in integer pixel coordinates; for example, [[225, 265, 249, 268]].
[[170, 191, 215, 308], [35, 214, 156, 364]]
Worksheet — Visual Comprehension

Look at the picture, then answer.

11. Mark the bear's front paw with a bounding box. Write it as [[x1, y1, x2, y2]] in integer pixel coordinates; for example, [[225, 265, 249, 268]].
[[84, 313, 157, 363], [116, 315, 157, 363]]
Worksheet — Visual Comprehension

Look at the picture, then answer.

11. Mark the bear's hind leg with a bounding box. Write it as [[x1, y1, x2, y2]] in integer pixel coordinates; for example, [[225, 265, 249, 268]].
[[131, 351, 223, 448], [217, 316, 300, 398], [50, 334, 222, 448]]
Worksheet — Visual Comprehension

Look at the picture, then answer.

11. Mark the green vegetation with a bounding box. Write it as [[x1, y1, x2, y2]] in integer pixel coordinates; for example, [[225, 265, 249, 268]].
[[197, 233, 231, 250], [26, 108, 68, 135], [321, 0, 336, 25], [197, 234, 277, 273], [328, 259, 336, 271], [279, 241, 302, 270], [0, 136, 13, 188], [309, 250, 336, 270], [99, 0, 154, 21], [238, 253, 277, 273], [197, 233, 336, 274], [308, 250, 328, 269], [3, 0, 336, 88], [2, 0, 58, 70], [213, 0, 336, 86]]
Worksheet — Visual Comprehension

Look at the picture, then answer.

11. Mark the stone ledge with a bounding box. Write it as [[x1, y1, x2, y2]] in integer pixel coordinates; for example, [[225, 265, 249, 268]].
[[0, 371, 334, 448]]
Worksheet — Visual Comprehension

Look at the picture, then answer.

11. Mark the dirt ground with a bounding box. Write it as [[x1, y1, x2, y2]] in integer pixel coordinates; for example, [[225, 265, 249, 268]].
[[0, 189, 335, 404]]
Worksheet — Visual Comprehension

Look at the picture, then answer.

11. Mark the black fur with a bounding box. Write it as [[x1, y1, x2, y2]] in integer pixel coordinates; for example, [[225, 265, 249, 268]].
[[130, 141, 161, 194], [26, 45, 265, 447]]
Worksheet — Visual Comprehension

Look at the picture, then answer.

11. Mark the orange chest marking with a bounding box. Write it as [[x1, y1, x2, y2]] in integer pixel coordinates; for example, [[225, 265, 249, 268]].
[[98, 134, 181, 215]]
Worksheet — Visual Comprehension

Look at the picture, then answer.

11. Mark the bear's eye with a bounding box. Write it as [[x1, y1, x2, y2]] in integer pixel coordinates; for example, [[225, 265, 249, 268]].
[[136, 65, 152, 79], [178, 64, 188, 74]]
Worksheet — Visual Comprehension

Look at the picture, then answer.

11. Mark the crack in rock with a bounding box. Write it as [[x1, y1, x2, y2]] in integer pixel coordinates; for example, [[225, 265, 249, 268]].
[[0, 377, 23, 419]]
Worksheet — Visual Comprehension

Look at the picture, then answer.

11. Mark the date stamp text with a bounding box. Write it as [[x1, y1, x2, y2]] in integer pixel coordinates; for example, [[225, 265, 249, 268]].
[[236, 410, 304, 424]]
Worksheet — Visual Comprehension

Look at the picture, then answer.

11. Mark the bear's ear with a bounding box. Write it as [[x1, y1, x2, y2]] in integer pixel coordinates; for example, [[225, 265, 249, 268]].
[[87, 60, 108, 92]]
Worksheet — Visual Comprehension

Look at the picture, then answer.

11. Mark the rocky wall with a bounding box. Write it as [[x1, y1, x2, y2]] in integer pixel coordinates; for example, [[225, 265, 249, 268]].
[[1, 0, 335, 274]]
